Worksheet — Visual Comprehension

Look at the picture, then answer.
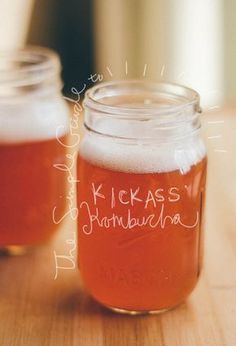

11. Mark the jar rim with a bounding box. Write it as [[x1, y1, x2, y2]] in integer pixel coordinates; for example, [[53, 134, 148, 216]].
[[0, 46, 61, 89], [84, 80, 201, 117]]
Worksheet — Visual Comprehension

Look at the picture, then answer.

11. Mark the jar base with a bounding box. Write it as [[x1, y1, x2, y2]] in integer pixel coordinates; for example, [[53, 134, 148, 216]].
[[106, 305, 170, 315]]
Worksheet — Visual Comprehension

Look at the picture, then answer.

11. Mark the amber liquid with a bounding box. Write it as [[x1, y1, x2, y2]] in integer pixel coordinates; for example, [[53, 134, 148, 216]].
[[0, 135, 68, 246], [77, 156, 207, 312]]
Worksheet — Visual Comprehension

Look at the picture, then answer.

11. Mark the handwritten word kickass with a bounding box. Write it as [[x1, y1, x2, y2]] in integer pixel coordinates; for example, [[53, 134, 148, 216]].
[[79, 183, 199, 235]]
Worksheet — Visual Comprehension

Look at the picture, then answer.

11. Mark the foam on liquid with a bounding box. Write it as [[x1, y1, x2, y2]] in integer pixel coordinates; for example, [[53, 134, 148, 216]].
[[80, 123, 206, 174], [0, 97, 69, 144]]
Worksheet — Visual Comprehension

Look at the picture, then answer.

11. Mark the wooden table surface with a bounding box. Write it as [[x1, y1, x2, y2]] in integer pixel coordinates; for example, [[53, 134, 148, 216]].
[[0, 108, 236, 346]]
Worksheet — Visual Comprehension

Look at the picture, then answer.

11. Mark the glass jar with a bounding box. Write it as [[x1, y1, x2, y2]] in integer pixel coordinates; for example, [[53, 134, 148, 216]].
[[77, 80, 207, 314], [0, 47, 69, 255]]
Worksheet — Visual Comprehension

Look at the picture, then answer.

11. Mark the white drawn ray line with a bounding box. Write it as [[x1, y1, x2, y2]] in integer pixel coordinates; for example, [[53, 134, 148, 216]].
[[204, 89, 220, 95], [214, 149, 227, 153], [106, 66, 113, 77], [143, 63, 147, 77], [207, 120, 225, 124], [207, 135, 222, 139], [160, 64, 165, 77], [177, 71, 186, 79], [125, 60, 128, 76], [209, 105, 220, 110]]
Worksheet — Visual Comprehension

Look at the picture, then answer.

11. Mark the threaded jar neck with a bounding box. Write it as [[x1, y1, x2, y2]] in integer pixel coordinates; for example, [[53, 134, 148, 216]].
[[0, 46, 62, 99], [83, 80, 201, 142]]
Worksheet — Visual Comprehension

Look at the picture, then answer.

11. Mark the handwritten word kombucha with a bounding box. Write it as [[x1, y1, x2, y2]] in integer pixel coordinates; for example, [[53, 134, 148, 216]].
[[77, 81, 207, 314], [0, 48, 69, 253]]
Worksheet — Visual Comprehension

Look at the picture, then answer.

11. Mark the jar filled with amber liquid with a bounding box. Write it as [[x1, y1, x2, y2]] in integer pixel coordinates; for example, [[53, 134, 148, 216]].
[[77, 81, 207, 314], [0, 47, 69, 255]]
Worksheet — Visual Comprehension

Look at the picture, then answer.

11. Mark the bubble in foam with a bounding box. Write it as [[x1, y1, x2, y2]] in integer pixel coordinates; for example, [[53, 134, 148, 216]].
[[79, 132, 206, 174], [0, 98, 69, 144]]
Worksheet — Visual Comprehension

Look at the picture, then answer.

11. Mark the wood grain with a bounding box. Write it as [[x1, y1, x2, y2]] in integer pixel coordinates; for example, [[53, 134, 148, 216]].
[[0, 108, 236, 346]]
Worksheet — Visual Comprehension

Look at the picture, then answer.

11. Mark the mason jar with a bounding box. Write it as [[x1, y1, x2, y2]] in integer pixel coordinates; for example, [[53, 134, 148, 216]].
[[0, 47, 69, 255], [77, 80, 207, 314]]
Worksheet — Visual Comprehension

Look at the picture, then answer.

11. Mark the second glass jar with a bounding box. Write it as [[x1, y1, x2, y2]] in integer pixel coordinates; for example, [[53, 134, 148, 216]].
[[0, 47, 69, 254]]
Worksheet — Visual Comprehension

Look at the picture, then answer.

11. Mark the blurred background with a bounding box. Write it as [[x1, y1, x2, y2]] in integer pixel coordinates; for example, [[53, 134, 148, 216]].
[[0, 0, 235, 107]]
